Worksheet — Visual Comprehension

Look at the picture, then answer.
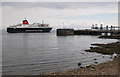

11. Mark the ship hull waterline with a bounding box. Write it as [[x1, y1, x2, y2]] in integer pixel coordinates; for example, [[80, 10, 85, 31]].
[[7, 28, 52, 33]]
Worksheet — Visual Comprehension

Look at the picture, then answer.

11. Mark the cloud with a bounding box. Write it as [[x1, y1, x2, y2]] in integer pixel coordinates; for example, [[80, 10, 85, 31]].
[[2, 2, 118, 29], [2, 2, 118, 9], [2, 0, 120, 2], [0, 2, 2, 29]]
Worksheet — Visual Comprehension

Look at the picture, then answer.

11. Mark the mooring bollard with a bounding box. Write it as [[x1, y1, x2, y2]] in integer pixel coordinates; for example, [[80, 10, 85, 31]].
[[100, 24, 103, 30], [106, 25, 108, 30], [111, 26, 113, 30], [91, 24, 94, 29], [95, 24, 98, 29]]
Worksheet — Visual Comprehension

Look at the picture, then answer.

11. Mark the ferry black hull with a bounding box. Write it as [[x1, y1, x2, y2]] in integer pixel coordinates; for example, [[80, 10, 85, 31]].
[[7, 28, 52, 33]]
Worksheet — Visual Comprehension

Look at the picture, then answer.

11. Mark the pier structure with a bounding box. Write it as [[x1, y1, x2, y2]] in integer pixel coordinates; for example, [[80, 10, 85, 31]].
[[57, 29, 74, 36], [56, 24, 120, 36], [74, 29, 120, 36]]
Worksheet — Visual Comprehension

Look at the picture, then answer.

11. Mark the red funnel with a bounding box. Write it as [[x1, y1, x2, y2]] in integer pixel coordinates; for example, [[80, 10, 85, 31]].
[[23, 19, 29, 24]]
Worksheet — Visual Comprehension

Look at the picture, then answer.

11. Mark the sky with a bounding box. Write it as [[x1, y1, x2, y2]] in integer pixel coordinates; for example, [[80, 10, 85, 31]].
[[1, 1, 119, 29], [1, 0, 120, 2]]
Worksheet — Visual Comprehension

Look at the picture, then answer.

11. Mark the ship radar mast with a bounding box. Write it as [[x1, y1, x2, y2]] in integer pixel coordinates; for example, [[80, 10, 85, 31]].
[[42, 20, 44, 24], [41, 20, 45, 26]]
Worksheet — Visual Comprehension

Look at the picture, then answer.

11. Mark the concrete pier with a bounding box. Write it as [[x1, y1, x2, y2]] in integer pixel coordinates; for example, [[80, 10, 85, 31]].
[[57, 29, 120, 36], [74, 29, 101, 35], [74, 29, 120, 35], [56, 25, 120, 36], [57, 29, 74, 36]]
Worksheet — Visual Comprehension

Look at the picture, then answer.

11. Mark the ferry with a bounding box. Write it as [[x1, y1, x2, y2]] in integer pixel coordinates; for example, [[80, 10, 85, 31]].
[[7, 19, 52, 33]]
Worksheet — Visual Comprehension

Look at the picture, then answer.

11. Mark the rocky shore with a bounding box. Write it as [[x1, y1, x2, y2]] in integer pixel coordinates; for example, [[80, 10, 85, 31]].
[[40, 58, 118, 75], [98, 35, 120, 39], [37, 41, 120, 76], [85, 41, 120, 55]]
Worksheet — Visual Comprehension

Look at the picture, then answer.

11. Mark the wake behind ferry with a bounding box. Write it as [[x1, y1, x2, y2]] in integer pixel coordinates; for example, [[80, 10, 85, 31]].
[[7, 19, 52, 33]]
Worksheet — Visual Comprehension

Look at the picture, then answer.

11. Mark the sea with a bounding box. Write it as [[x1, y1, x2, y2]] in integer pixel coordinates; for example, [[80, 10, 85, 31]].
[[2, 30, 118, 75]]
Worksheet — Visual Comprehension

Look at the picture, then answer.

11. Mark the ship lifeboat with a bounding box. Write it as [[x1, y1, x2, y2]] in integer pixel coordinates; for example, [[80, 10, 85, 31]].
[[41, 24, 44, 26]]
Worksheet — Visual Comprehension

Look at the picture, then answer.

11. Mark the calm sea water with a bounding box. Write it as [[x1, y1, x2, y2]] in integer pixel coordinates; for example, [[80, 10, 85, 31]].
[[2, 30, 118, 75]]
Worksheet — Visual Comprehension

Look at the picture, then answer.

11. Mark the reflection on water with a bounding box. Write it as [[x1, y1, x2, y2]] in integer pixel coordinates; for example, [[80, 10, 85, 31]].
[[2, 30, 118, 75]]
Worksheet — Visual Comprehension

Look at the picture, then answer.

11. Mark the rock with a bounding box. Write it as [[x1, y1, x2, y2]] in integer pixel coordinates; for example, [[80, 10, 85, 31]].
[[94, 58, 97, 60], [90, 47, 94, 49], [86, 64, 91, 67], [91, 68, 95, 71], [80, 66, 85, 68], [110, 56, 113, 59], [118, 54, 120, 57], [81, 53, 84, 54], [78, 63, 81, 66], [92, 67, 95, 69], [95, 61, 98, 64], [112, 53, 118, 58], [116, 41, 120, 43]]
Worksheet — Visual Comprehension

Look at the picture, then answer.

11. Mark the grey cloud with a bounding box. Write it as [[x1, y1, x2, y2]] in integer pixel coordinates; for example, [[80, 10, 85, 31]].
[[2, 2, 117, 9], [2, 0, 120, 2]]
